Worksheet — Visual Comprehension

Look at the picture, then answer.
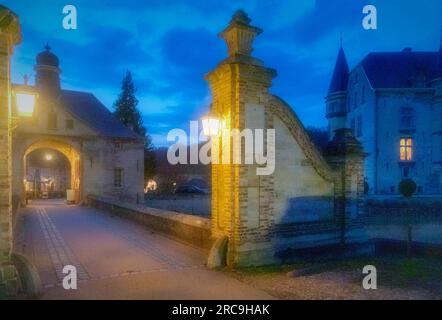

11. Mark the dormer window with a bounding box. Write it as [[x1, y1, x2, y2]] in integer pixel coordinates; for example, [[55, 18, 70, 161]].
[[66, 119, 74, 129]]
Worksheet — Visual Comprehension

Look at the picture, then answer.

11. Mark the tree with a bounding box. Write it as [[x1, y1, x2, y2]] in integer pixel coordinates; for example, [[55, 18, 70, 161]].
[[144, 135, 156, 180], [306, 126, 329, 153], [113, 70, 156, 181], [399, 179, 417, 198], [113, 71, 145, 136]]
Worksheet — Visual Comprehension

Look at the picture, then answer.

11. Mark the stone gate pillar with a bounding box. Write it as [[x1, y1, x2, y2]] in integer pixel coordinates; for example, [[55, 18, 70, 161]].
[[325, 128, 368, 247], [206, 11, 276, 267], [0, 6, 21, 295]]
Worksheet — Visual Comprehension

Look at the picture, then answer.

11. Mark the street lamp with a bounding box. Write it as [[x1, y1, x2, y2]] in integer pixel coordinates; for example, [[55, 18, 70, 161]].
[[13, 85, 38, 118], [201, 112, 221, 137]]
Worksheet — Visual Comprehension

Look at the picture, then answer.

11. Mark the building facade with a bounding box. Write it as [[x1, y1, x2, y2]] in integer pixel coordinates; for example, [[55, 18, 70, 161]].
[[11, 45, 145, 205], [326, 42, 442, 195]]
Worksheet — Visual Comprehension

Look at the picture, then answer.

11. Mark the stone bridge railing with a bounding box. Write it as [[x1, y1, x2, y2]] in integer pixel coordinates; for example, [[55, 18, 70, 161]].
[[87, 196, 212, 250]]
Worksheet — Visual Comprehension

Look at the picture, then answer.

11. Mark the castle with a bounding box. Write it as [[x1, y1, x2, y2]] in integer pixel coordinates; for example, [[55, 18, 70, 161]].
[[326, 40, 442, 195]]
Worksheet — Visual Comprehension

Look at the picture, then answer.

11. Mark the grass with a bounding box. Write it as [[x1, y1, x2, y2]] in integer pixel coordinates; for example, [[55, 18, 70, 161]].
[[231, 256, 441, 291], [0, 286, 7, 300]]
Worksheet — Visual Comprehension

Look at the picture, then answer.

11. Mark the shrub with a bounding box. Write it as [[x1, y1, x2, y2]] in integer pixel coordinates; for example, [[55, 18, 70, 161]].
[[399, 179, 417, 198]]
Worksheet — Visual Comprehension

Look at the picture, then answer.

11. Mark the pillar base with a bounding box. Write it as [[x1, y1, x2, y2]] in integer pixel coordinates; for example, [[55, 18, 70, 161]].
[[0, 263, 19, 299]]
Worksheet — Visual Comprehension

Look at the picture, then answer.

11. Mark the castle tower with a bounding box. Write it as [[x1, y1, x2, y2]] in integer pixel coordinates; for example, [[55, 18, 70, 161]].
[[326, 44, 349, 140], [35, 44, 61, 95], [206, 10, 277, 266]]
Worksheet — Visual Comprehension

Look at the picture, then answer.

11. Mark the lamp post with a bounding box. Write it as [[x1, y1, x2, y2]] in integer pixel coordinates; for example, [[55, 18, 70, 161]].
[[12, 85, 38, 118]]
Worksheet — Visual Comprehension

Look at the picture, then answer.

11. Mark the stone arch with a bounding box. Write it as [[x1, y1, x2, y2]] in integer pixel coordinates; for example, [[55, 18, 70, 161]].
[[20, 138, 82, 203]]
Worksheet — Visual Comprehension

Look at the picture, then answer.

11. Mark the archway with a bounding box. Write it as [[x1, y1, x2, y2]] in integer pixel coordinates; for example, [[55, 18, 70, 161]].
[[22, 139, 81, 204]]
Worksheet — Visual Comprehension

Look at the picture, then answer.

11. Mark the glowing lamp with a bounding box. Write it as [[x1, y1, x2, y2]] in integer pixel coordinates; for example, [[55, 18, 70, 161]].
[[14, 87, 38, 117], [45, 154, 53, 161], [201, 112, 221, 137]]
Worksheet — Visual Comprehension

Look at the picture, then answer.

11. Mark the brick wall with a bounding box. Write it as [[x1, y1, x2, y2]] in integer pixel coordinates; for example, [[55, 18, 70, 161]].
[[0, 6, 21, 296]]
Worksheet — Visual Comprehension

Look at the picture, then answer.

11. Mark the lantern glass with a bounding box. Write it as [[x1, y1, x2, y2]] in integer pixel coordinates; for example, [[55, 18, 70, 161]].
[[16, 92, 37, 117], [202, 116, 220, 137]]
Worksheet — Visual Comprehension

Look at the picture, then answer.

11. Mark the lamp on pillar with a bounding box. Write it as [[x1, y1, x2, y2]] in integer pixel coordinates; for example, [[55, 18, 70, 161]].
[[201, 111, 221, 137]]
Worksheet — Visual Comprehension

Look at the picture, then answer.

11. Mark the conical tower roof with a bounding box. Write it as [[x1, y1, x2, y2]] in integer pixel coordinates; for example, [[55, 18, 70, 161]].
[[328, 45, 349, 94]]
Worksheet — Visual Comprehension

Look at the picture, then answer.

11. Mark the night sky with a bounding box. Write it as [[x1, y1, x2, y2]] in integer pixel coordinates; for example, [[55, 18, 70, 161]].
[[4, 0, 441, 146]]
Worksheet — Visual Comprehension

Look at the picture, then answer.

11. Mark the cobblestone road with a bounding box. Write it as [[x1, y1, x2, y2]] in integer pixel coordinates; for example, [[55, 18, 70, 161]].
[[15, 200, 273, 300]]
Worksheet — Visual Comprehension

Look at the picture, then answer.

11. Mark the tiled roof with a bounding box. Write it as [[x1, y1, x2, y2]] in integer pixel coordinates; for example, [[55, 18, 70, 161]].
[[360, 50, 439, 89], [60, 89, 142, 140]]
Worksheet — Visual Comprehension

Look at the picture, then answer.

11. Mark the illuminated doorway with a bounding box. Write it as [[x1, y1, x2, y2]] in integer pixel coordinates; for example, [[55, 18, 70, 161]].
[[23, 139, 81, 203]]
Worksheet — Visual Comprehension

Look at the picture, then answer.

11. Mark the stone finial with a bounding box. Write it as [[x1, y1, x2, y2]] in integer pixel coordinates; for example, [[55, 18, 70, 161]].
[[220, 10, 262, 57], [0, 5, 22, 50], [230, 9, 251, 25]]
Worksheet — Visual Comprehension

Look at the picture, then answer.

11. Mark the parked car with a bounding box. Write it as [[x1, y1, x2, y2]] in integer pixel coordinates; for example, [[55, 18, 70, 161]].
[[173, 185, 209, 195]]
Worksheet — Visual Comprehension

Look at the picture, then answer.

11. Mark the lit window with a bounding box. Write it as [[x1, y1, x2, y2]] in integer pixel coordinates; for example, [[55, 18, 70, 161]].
[[400, 138, 413, 161], [114, 168, 124, 187]]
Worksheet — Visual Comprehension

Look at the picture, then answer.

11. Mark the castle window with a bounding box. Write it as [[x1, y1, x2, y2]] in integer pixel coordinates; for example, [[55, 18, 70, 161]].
[[47, 111, 57, 129], [114, 141, 123, 151], [114, 168, 124, 187], [400, 107, 414, 129], [66, 119, 74, 129], [350, 118, 356, 135], [361, 86, 366, 104], [356, 115, 363, 137], [400, 138, 413, 161], [353, 92, 358, 109]]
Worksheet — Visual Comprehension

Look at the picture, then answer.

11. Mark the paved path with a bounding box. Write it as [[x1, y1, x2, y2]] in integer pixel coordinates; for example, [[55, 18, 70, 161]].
[[15, 200, 273, 300]]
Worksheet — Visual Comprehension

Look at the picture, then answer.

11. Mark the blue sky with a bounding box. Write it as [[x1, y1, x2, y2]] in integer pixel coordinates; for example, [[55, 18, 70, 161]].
[[4, 0, 441, 146]]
